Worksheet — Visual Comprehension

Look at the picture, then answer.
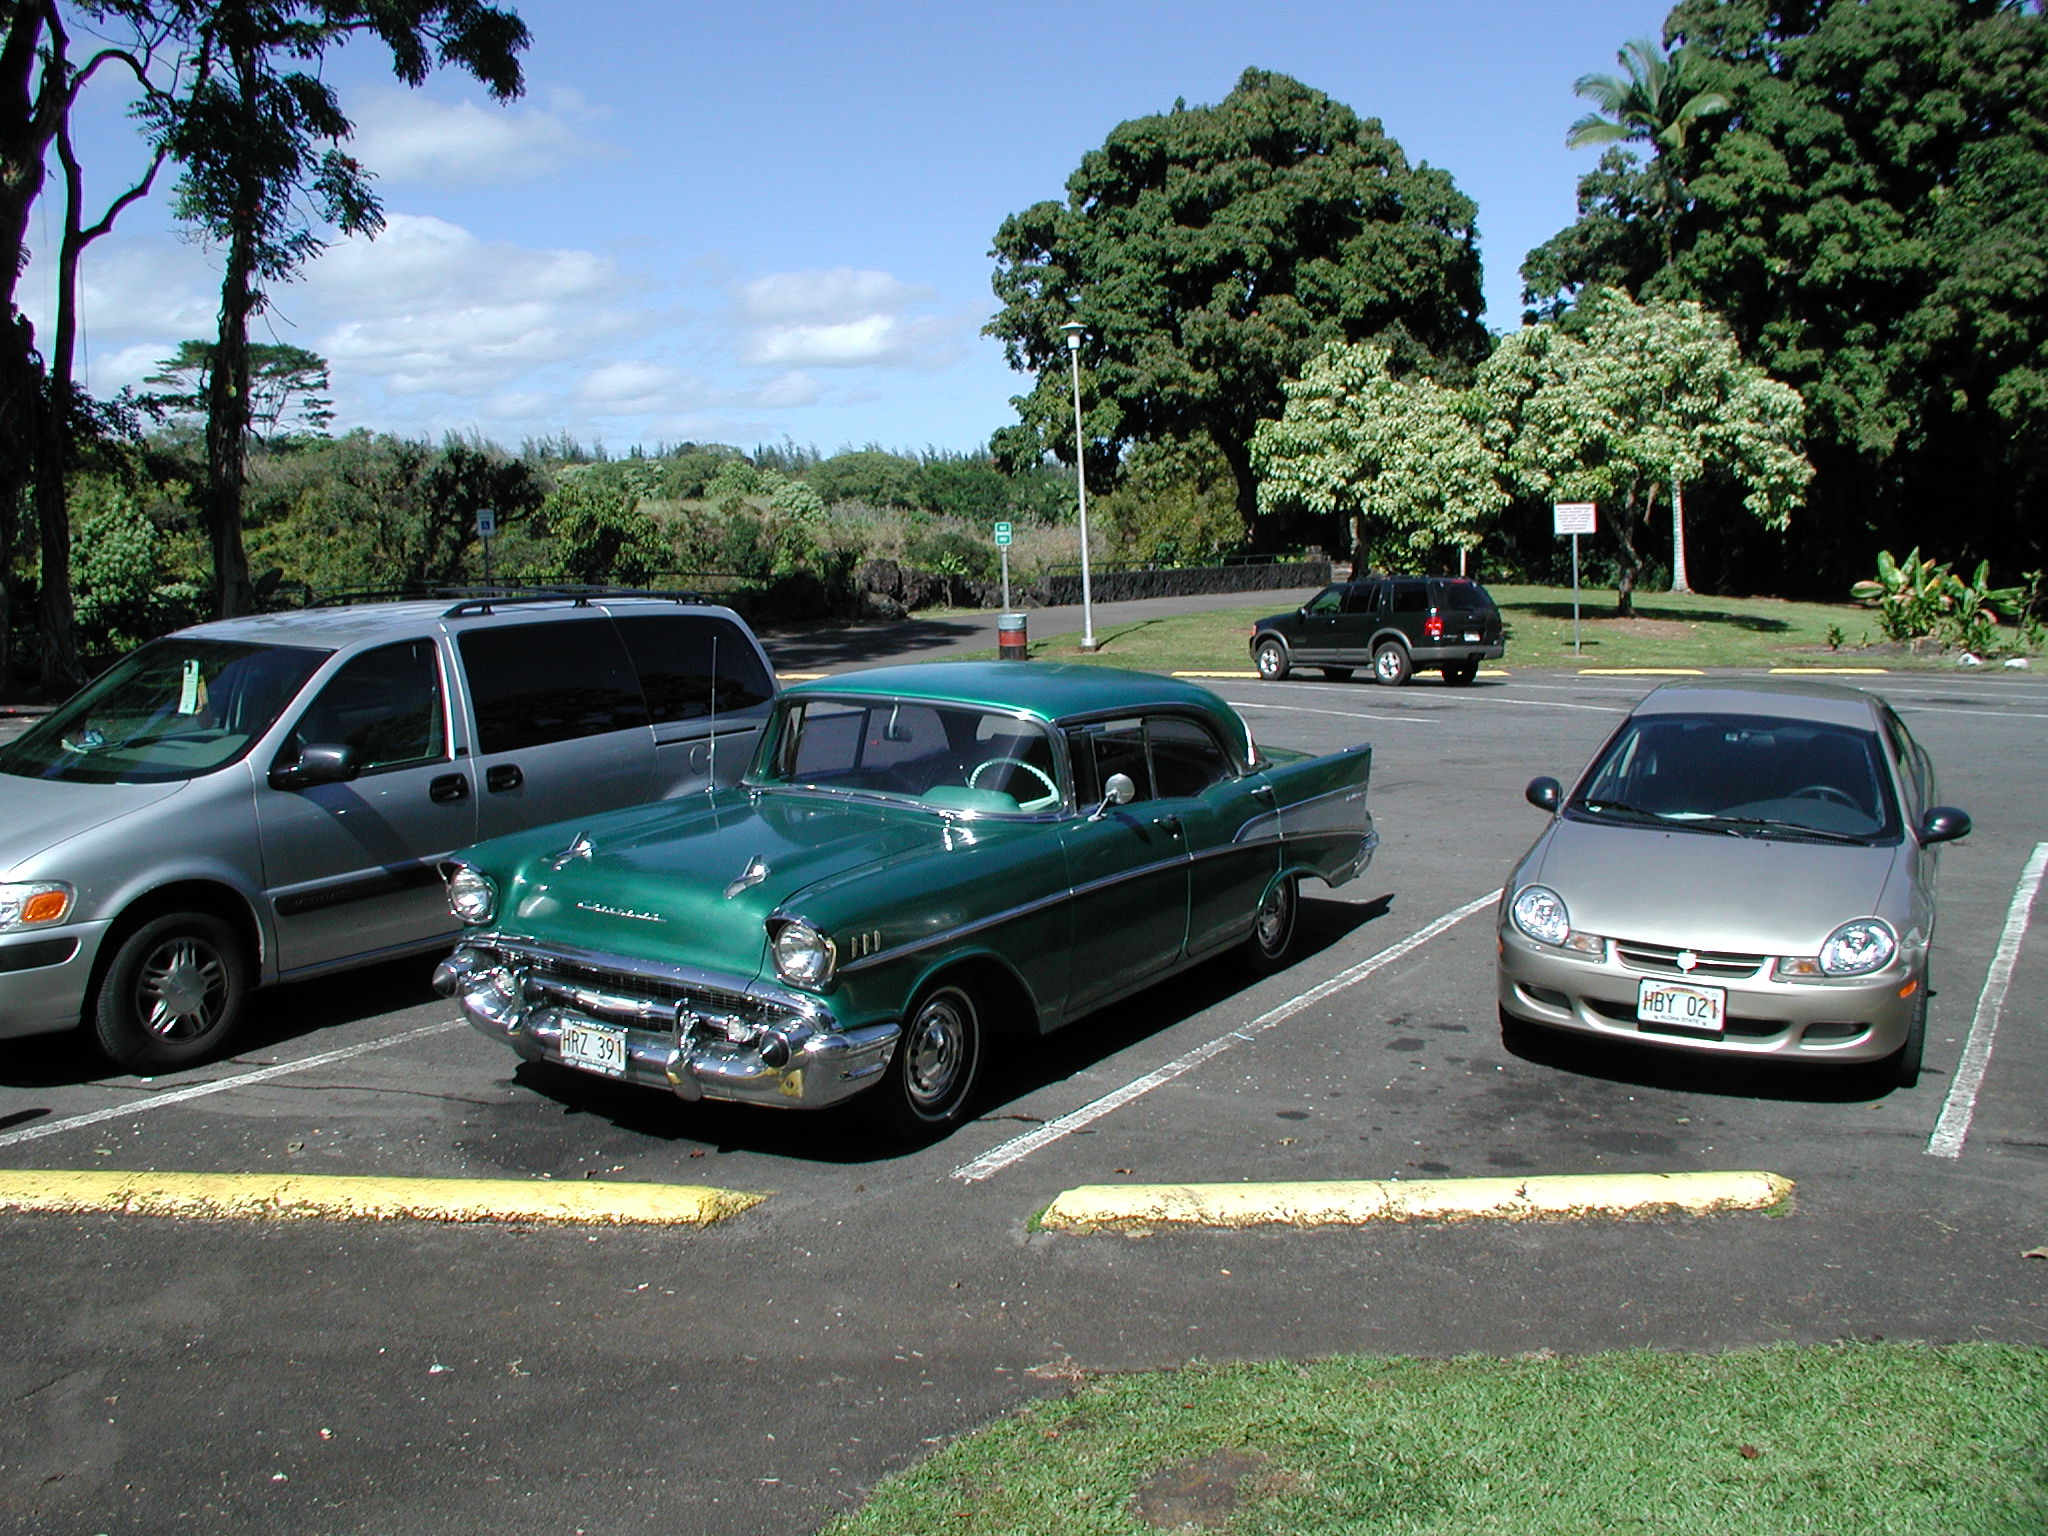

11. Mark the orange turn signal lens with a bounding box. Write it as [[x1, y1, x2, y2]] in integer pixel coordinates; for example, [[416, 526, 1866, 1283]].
[[20, 888, 70, 925]]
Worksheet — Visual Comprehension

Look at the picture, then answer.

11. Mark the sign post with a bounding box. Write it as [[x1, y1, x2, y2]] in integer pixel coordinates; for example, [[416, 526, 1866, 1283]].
[[476, 507, 498, 591], [1552, 502, 1597, 654], [993, 520, 1013, 611]]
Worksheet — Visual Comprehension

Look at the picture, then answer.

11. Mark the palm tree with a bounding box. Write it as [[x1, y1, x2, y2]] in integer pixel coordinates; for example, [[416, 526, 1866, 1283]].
[[1568, 38, 1731, 594], [1568, 38, 1731, 250]]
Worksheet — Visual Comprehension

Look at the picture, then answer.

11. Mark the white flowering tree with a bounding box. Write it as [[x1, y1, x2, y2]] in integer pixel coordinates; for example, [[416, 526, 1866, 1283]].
[[1249, 342, 1507, 573], [1480, 288, 1810, 609]]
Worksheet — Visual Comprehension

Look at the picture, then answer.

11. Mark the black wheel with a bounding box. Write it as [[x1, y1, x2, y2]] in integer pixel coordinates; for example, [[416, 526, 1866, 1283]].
[[1442, 660, 1479, 686], [1892, 976, 1928, 1089], [866, 980, 984, 1140], [1320, 667, 1354, 682], [1240, 874, 1300, 972], [92, 912, 248, 1071], [1372, 641, 1412, 687], [1254, 638, 1290, 680]]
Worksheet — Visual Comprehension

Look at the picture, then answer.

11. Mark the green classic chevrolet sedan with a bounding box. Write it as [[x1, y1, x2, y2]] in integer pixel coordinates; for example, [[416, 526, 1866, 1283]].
[[434, 662, 1377, 1138]]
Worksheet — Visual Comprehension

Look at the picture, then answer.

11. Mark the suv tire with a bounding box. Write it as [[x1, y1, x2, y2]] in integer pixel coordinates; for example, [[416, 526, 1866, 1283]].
[[1442, 660, 1479, 686], [1372, 641, 1412, 687], [1254, 638, 1291, 680]]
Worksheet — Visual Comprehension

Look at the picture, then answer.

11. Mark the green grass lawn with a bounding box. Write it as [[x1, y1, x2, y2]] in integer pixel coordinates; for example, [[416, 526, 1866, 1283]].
[[822, 1343, 2048, 1536], [991, 585, 2032, 674]]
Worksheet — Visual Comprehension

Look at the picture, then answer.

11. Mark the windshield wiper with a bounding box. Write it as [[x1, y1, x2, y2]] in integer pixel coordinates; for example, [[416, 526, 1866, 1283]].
[[1699, 815, 1867, 845], [1573, 798, 1681, 824]]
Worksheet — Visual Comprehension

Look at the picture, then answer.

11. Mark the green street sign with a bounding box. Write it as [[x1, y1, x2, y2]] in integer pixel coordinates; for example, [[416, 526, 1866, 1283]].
[[993, 521, 1013, 546]]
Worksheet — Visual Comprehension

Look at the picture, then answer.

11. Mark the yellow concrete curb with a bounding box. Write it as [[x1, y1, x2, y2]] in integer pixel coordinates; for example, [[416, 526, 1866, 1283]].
[[1767, 667, 1891, 675], [0, 1170, 765, 1226], [776, 671, 830, 681], [1037, 1171, 1793, 1232], [1576, 668, 1706, 676]]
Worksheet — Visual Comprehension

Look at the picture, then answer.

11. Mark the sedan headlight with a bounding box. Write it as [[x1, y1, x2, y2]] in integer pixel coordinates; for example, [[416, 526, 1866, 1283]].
[[444, 864, 498, 925], [1785, 918, 1897, 978], [0, 881, 72, 931], [1508, 884, 1606, 957], [770, 918, 836, 989]]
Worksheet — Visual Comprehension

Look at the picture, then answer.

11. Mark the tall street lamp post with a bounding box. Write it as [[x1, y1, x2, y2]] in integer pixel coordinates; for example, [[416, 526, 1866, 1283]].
[[1060, 321, 1097, 651]]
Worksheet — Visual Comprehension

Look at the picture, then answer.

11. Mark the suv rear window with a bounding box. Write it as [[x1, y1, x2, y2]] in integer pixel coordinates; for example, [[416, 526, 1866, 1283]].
[[1439, 581, 1495, 613]]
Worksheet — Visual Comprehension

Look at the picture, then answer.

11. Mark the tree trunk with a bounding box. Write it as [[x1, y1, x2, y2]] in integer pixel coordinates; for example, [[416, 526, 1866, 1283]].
[[1214, 430, 1259, 536], [1670, 480, 1692, 593], [1614, 485, 1642, 617], [205, 226, 258, 619]]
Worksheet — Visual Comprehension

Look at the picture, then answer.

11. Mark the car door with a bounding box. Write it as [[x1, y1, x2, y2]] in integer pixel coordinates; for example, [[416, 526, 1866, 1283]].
[[455, 617, 659, 842], [1145, 714, 1280, 958], [255, 636, 478, 975], [1331, 581, 1384, 663], [610, 610, 778, 793], [1290, 587, 1346, 663], [1058, 717, 1191, 1014]]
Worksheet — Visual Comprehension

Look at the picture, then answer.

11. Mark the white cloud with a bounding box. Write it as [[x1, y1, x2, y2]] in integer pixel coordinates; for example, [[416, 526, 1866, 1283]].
[[348, 87, 611, 184], [734, 266, 969, 370]]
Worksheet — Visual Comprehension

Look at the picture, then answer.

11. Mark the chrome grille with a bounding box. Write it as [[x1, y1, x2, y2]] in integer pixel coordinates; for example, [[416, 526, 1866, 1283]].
[[1612, 939, 1765, 980]]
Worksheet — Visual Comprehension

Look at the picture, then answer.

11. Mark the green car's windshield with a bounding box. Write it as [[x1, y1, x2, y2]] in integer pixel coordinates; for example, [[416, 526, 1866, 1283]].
[[1570, 712, 1900, 843], [755, 697, 1064, 814], [0, 638, 329, 785]]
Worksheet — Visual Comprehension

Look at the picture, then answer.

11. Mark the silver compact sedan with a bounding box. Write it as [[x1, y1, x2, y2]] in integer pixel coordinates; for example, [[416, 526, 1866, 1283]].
[[1497, 679, 1970, 1087]]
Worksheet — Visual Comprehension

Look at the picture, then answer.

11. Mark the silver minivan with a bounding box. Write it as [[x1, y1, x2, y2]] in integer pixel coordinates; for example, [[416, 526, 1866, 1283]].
[[0, 592, 777, 1070]]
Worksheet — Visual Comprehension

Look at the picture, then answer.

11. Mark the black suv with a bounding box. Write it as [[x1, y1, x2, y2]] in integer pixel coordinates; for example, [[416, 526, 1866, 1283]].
[[1250, 576, 1505, 686]]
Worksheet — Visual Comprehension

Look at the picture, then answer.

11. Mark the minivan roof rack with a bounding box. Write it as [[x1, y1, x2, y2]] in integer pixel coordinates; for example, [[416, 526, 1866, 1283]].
[[438, 586, 707, 619]]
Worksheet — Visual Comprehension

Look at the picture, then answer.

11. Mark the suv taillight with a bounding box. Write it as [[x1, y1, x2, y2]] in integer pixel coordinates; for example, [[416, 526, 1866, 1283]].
[[1425, 614, 1444, 640]]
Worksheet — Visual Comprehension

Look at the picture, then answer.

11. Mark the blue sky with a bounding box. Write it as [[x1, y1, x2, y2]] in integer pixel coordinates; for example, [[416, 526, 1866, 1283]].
[[33, 0, 1675, 457]]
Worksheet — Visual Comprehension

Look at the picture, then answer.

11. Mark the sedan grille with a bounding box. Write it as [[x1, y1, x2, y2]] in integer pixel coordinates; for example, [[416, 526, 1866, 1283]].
[[1612, 939, 1766, 980]]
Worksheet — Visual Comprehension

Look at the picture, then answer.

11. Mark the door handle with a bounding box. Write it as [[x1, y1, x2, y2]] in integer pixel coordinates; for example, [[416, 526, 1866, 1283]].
[[429, 773, 470, 804], [1151, 813, 1182, 835], [486, 764, 523, 793]]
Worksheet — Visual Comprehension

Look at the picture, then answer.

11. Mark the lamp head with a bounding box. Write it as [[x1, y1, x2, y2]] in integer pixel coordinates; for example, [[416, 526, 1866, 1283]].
[[1060, 321, 1085, 352]]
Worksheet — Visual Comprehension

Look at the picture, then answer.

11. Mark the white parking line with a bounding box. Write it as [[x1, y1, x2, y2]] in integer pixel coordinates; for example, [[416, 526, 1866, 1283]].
[[1926, 842, 2048, 1159], [1232, 701, 1435, 725], [950, 891, 1501, 1184], [0, 1020, 466, 1151]]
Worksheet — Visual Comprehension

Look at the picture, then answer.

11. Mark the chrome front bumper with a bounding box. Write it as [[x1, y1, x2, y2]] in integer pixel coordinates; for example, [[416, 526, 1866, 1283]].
[[434, 937, 898, 1110]]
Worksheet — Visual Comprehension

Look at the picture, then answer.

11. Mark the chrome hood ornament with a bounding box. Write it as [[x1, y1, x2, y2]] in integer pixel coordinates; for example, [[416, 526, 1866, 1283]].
[[724, 854, 769, 900]]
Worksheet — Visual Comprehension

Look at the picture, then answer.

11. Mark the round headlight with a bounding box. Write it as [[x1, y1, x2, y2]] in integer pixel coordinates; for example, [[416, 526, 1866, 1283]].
[[445, 864, 497, 925], [1511, 885, 1573, 948], [771, 919, 836, 989], [1818, 919, 1896, 977]]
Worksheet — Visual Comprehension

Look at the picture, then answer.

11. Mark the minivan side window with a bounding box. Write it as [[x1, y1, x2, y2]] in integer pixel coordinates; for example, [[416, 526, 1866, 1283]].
[[612, 614, 774, 724], [293, 638, 446, 773], [458, 619, 650, 754]]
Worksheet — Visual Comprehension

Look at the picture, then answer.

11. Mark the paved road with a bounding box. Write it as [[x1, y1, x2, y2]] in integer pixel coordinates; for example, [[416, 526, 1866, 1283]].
[[0, 637, 2043, 1535]]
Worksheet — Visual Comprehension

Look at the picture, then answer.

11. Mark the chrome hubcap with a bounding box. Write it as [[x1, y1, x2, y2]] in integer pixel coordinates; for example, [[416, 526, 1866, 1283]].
[[139, 938, 227, 1039], [904, 989, 974, 1110], [1256, 881, 1294, 954]]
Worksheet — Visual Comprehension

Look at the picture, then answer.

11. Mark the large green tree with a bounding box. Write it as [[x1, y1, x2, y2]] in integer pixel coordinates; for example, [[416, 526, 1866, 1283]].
[[1528, 0, 2048, 591], [145, 0, 527, 619], [1566, 36, 1730, 265], [987, 68, 1488, 531]]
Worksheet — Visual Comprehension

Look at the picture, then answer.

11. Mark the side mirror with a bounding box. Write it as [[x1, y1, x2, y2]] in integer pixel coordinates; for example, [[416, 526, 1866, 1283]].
[[271, 742, 359, 790], [1918, 805, 1971, 845], [1089, 772, 1137, 821], [1525, 776, 1562, 812]]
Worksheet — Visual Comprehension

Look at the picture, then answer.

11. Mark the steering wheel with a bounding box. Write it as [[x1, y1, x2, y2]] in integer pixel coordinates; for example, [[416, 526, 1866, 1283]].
[[1788, 784, 1860, 808], [968, 756, 1060, 811]]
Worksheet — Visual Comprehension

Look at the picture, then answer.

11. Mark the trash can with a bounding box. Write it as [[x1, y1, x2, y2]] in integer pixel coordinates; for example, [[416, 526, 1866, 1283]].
[[998, 612, 1028, 660]]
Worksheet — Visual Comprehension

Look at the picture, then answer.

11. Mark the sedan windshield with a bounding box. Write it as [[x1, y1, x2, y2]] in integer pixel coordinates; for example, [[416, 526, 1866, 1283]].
[[754, 697, 1064, 814], [1571, 712, 1900, 842], [0, 638, 329, 785]]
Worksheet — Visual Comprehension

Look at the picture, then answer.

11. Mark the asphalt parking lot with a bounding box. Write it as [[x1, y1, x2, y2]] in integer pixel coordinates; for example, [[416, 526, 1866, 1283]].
[[1, 661, 2043, 1535]]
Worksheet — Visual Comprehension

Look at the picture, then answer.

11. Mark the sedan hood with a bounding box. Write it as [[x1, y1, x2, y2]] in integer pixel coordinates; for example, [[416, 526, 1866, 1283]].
[[485, 789, 977, 975], [1522, 819, 1906, 953], [0, 773, 189, 872]]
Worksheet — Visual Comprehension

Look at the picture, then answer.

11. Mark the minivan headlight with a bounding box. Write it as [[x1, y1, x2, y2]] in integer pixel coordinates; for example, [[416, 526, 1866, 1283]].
[[0, 882, 73, 931], [771, 919, 836, 989], [444, 864, 497, 925]]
